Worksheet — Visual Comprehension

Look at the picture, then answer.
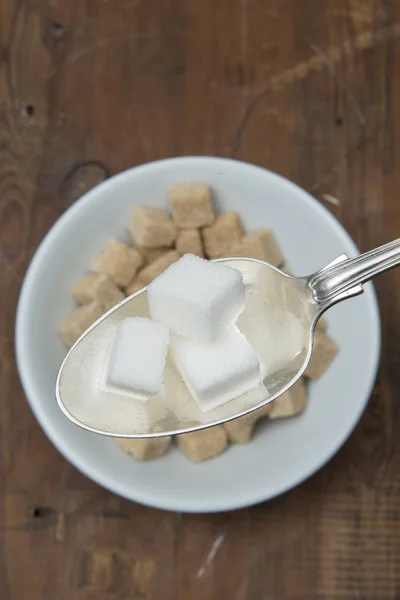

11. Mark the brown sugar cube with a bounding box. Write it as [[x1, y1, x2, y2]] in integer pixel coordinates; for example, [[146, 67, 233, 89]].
[[73, 272, 125, 308], [138, 250, 180, 285], [59, 301, 104, 348], [93, 239, 143, 287], [231, 229, 284, 266], [72, 273, 108, 304], [224, 403, 272, 444], [73, 272, 109, 304], [169, 183, 214, 229], [269, 378, 308, 419], [129, 205, 176, 248], [116, 436, 172, 461], [175, 229, 204, 257], [141, 247, 170, 265], [202, 211, 243, 258], [126, 278, 146, 296], [304, 331, 339, 380], [176, 425, 228, 463], [98, 283, 125, 311]]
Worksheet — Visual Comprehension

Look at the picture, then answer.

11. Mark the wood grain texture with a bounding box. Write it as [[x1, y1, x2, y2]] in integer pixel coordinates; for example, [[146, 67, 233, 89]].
[[1, 0, 400, 598]]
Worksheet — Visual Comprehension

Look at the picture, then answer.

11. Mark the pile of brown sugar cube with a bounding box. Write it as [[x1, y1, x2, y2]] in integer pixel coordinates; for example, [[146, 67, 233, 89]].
[[59, 182, 339, 463]]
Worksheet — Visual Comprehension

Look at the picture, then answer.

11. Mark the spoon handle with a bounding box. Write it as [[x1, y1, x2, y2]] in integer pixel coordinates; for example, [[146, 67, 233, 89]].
[[308, 238, 400, 304]]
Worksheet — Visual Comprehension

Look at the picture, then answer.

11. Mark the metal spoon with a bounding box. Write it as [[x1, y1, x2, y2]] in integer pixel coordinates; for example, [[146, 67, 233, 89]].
[[56, 239, 400, 438]]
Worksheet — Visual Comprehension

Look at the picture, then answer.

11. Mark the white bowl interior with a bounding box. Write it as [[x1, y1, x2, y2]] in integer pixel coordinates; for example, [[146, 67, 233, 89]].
[[16, 157, 380, 512]]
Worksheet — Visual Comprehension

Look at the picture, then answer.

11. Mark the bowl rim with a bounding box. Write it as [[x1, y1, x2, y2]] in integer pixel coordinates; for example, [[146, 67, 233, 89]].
[[15, 156, 381, 513]]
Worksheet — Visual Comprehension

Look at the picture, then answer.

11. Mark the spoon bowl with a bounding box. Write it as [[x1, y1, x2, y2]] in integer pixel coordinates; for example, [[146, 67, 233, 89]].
[[57, 258, 316, 436]]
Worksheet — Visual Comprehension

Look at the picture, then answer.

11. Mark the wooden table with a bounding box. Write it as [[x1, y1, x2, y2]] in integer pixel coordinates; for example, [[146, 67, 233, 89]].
[[1, 1, 400, 598]]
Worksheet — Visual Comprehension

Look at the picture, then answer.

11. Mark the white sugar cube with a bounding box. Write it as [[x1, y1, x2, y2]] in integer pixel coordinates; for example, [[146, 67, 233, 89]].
[[106, 317, 169, 399], [171, 326, 261, 411], [147, 254, 245, 343]]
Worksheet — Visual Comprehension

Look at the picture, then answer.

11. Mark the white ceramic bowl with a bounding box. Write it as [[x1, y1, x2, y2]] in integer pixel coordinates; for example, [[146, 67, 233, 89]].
[[16, 157, 381, 513]]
